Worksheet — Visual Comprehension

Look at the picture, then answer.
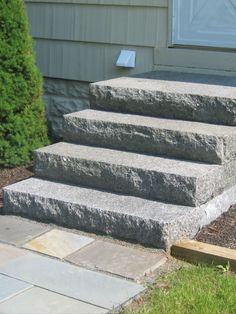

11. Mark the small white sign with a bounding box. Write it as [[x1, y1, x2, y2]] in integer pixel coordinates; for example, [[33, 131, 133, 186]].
[[116, 50, 136, 68]]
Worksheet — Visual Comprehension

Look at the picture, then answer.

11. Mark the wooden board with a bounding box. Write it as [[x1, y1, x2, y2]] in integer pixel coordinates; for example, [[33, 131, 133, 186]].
[[172, 240, 236, 271]]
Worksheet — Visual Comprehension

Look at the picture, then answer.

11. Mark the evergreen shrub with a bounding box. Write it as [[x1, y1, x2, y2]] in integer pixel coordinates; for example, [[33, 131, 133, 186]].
[[0, 0, 48, 167]]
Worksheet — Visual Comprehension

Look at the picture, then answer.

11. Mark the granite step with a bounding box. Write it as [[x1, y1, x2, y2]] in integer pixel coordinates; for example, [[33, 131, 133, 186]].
[[63, 109, 236, 164], [3, 178, 236, 250], [34, 142, 223, 207], [90, 71, 236, 126]]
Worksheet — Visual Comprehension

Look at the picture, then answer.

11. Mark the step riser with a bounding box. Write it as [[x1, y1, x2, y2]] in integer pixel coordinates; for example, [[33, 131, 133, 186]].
[[3, 189, 168, 250], [34, 151, 221, 207], [63, 116, 233, 164], [3, 181, 236, 251], [90, 84, 236, 126]]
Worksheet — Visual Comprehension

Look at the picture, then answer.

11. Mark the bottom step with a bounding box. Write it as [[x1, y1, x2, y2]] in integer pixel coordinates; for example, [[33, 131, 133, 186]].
[[3, 178, 236, 251]]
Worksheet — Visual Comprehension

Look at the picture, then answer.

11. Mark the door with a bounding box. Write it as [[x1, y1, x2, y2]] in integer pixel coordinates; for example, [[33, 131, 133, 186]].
[[172, 0, 236, 49]]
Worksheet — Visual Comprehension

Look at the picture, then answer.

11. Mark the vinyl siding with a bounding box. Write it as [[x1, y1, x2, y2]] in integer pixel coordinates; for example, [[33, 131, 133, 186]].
[[26, 0, 236, 81], [26, 0, 168, 82]]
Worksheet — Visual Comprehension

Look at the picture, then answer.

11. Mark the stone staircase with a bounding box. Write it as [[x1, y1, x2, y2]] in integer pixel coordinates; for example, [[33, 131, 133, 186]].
[[3, 71, 236, 251]]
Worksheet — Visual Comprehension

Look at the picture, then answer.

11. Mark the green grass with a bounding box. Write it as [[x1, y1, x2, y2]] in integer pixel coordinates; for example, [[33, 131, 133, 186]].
[[126, 266, 236, 314]]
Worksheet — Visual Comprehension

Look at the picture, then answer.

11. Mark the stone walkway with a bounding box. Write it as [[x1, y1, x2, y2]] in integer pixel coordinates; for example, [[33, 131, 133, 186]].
[[0, 215, 167, 314]]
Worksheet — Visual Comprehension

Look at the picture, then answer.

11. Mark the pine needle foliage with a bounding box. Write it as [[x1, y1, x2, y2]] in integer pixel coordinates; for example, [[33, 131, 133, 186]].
[[0, 0, 48, 167]]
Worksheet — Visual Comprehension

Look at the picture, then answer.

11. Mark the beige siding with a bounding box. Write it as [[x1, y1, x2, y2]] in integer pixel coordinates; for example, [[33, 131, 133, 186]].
[[26, 0, 168, 7], [35, 39, 154, 81], [26, 0, 236, 81], [26, 0, 168, 82], [154, 47, 236, 75], [27, 3, 167, 47]]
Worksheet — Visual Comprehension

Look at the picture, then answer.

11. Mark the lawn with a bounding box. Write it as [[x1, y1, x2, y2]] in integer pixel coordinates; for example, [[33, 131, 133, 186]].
[[125, 265, 236, 314]]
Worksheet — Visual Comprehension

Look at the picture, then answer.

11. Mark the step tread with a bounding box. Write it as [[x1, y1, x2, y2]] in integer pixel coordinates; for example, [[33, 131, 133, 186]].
[[65, 109, 236, 137], [36, 142, 221, 179], [92, 71, 236, 99], [3, 178, 194, 223]]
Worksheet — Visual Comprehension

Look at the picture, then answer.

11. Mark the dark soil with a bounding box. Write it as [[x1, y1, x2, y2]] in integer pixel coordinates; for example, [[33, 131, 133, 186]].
[[0, 166, 33, 209], [195, 204, 236, 250], [0, 166, 235, 250]]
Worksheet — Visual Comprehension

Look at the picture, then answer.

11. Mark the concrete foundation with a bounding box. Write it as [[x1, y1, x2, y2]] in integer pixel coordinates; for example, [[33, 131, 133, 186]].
[[43, 78, 90, 138]]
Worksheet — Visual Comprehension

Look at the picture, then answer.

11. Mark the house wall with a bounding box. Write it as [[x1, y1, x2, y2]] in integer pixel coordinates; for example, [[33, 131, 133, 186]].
[[26, 0, 236, 137], [26, 0, 168, 137]]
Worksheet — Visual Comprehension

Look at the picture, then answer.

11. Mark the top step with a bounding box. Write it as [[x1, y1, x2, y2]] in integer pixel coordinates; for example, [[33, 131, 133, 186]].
[[90, 71, 236, 126]]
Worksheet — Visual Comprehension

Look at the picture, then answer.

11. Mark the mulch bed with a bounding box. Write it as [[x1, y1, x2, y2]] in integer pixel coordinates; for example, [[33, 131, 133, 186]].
[[195, 204, 236, 250], [0, 166, 235, 250]]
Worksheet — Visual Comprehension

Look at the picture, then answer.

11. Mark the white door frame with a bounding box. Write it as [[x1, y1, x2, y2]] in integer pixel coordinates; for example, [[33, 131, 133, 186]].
[[168, 0, 174, 47]]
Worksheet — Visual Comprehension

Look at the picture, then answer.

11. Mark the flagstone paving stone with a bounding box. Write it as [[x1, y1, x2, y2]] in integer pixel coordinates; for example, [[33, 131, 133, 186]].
[[0, 243, 28, 267], [66, 240, 167, 280], [24, 229, 94, 258], [0, 287, 108, 314], [0, 274, 32, 303], [0, 252, 145, 310], [0, 216, 50, 246]]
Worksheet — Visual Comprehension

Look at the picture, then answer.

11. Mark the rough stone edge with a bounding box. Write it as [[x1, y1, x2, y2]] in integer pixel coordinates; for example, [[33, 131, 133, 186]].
[[89, 84, 236, 126], [63, 114, 230, 164], [3, 183, 236, 251], [34, 149, 219, 207]]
